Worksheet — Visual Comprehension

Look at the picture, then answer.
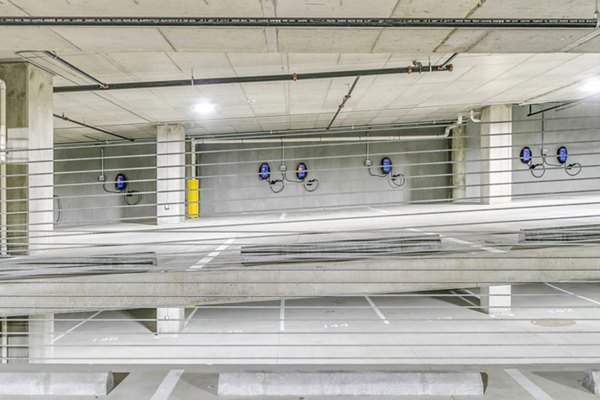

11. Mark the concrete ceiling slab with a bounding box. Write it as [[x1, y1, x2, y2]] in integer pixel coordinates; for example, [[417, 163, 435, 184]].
[[0, 27, 80, 52], [464, 29, 596, 53], [227, 53, 287, 75], [278, 29, 381, 53], [9, 0, 265, 17], [473, 0, 597, 18], [391, 0, 482, 17], [167, 53, 236, 78], [275, 0, 398, 17], [50, 27, 174, 52], [161, 28, 269, 52], [105, 52, 183, 78], [372, 29, 454, 53]]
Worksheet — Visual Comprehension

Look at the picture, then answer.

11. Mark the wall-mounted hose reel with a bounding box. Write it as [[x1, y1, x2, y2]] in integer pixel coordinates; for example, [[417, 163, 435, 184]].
[[520, 145, 582, 178]]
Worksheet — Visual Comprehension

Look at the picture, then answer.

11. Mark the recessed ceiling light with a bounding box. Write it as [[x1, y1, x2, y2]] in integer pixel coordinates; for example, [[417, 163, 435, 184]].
[[247, 99, 256, 104], [581, 78, 600, 93], [193, 102, 216, 114]]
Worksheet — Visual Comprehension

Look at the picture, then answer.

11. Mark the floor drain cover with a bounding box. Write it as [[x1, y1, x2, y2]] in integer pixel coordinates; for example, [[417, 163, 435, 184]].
[[531, 319, 576, 327]]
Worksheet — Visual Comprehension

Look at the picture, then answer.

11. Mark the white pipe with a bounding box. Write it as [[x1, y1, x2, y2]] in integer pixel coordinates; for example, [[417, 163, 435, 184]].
[[0, 79, 7, 257], [195, 128, 454, 145], [470, 110, 481, 123]]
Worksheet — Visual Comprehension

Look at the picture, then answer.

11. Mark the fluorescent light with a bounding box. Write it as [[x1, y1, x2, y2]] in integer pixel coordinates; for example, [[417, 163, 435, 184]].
[[193, 102, 216, 114], [581, 78, 600, 93]]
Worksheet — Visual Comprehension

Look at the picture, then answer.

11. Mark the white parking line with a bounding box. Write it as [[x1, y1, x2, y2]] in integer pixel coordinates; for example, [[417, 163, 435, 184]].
[[505, 369, 553, 400], [280, 299, 285, 332], [188, 238, 235, 270], [150, 369, 185, 400], [183, 307, 199, 329], [367, 206, 391, 214], [408, 228, 504, 254], [54, 311, 102, 343], [545, 283, 600, 306], [365, 296, 390, 325], [280, 212, 286, 220], [450, 290, 477, 307]]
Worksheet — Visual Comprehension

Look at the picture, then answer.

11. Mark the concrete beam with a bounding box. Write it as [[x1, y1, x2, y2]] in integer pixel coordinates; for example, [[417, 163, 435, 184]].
[[0, 372, 114, 396], [0, 246, 598, 317], [218, 371, 484, 396]]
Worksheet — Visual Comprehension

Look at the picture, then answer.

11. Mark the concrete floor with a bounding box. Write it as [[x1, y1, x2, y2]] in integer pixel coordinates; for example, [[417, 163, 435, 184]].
[[47, 282, 600, 365]]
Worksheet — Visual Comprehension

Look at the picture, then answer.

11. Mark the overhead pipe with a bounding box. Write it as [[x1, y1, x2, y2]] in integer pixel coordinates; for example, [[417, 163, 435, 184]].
[[0, 80, 6, 257], [53, 113, 134, 142], [42, 51, 108, 88], [326, 76, 360, 130], [0, 17, 596, 28], [54, 63, 453, 93]]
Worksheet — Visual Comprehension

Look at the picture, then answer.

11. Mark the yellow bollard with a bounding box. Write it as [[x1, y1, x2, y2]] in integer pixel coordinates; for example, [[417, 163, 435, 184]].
[[187, 178, 199, 218]]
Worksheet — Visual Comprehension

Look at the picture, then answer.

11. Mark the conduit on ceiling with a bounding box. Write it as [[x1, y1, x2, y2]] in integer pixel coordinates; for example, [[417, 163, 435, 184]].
[[0, 17, 597, 28], [53, 114, 133, 142], [54, 63, 454, 93]]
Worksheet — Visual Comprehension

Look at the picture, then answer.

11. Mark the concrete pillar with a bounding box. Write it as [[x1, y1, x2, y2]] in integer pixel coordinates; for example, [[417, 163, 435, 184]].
[[157, 125, 185, 224], [480, 285, 511, 315], [480, 105, 512, 205], [0, 62, 53, 255], [156, 308, 185, 334], [4, 316, 28, 363], [28, 314, 54, 364], [451, 125, 467, 202]]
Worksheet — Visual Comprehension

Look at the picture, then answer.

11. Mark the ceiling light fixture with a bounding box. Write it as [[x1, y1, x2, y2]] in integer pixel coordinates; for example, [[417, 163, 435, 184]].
[[193, 102, 216, 114], [581, 78, 600, 93]]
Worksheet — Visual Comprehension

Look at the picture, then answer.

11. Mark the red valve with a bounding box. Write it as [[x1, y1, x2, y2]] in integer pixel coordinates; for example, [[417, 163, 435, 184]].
[[291, 73, 298, 81]]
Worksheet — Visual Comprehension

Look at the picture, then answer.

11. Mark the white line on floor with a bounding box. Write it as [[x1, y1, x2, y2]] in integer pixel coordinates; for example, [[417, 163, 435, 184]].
[[367, 206, 391, 214], [183, 307, 199, 329], [279, 212, 286, 220], [450, 290, 477, 307], [280, 299, 285, 332], [54, 311, 102, 343], [188, 238, 235, 270], [545, 283, 600, 306], [364, 296, 390, 325], [150, 369, 185, 400], [444, 237, 473, 246], [505, 369, 553, 400], [408, 228, 504, 253], [464, 289, 479, 299]]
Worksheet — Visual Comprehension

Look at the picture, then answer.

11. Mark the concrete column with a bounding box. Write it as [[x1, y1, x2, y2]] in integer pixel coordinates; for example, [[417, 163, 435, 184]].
[[451, 125, 467, 202], [4, 316, 28, 363], [480, 285, 511, 315], [156, 308, 185, 334], [480, 105, 512, 205], [0, 62, 53, 255], [28, 314, 54, 363], [157, 125, 185, 224]]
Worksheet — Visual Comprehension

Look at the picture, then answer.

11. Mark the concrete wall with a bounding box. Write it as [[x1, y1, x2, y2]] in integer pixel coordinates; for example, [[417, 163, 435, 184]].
[[54, 144, 156, 225], [197, 128, 451, 216], [465, 103, 600, 202]]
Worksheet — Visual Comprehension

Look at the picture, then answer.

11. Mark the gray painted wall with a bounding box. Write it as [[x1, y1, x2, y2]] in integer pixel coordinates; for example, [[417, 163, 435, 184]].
[[54, 144, 156, 225], [197, 128, 451, 216], [465, 103, 600, 202]]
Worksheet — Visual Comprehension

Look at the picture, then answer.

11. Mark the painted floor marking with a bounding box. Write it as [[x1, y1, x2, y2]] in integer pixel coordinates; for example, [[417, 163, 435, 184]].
[[280, 299, 286, 332], [505, 369, 554, 400], [150, 369, 185, 400], [279, 212, 287, 220], [188, 238, 235, 270], [451, 290, 478, 307], [54, 311, 102, 343], [183, 307, 199, 329], [365, 296, 390, 325], [545, 283, 600, 306]]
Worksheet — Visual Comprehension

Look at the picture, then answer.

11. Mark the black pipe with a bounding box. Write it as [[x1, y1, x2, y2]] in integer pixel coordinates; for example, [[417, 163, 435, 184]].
[[327, 76, 360, 130], [0, 17, 596, 28], [43, 51, 108, 88], [54, 64, 453, 93], [53, 113, 134, 142]]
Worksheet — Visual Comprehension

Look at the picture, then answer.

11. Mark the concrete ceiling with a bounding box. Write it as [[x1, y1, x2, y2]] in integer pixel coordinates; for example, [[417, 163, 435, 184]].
[[0, 0, 599, 142]]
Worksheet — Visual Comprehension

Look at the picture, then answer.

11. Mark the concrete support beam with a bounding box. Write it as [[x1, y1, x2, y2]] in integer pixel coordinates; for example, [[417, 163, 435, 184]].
[[218, 372, 484, 396], [0, 62, 53, 255], [480, 285, 511, 315], [480, 105, 512, 205], [28, 314, 53, 364], [157, 124, 186, 224], [452, 125, 467, 201], [156, 308, 185, 334]]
